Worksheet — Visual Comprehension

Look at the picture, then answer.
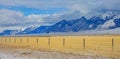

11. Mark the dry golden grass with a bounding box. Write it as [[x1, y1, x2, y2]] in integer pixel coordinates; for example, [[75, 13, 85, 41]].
[[0, 35, 120, 57]]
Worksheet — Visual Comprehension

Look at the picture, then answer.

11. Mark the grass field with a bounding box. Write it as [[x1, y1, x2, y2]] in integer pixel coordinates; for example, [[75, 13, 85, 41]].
[[0, 35, 120, 57]]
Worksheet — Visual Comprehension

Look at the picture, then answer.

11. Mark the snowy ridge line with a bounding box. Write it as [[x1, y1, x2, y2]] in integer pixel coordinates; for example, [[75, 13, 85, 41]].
[[0, 28, 120, 37], [0, 10, 120, 36]]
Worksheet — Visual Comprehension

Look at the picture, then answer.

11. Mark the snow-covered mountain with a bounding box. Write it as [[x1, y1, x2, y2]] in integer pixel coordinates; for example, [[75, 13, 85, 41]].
[[0, 30, 20, 36], [98, 10, 120, 29], [0, 10, 120, 36]]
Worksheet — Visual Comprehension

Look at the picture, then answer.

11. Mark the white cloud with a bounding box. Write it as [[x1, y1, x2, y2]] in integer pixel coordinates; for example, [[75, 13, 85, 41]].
[[100, 0, 120, 10], [0, 8, 86, 32], [0, 0, 120, 32], [0, 0, 120, 13], [0, 9, 53, 32], [0, 9, 26, 24]]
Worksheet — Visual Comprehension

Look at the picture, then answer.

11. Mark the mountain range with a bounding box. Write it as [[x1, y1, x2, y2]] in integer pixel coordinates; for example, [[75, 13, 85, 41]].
[[0, 10, 120, 36]]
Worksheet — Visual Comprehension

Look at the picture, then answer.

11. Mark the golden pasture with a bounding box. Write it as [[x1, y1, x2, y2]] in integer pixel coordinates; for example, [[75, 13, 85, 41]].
[[0, 35, 120, 56]]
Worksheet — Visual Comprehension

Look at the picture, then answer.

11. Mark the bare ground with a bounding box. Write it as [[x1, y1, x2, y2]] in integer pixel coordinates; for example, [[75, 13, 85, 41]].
[[0, 47, 119, 59]]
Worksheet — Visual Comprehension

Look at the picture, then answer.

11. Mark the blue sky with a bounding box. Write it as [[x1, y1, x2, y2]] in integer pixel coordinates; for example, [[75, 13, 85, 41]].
[[0, 0, 119, 32], [0, 5, 68, 15]]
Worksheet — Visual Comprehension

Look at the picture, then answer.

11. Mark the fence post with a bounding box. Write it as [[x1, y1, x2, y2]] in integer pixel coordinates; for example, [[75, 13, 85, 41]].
[[63, 38, 65, 47], [9, 38, 11, 48], [27, 38, 29, 43], [3, 39, 5, 48], [0, 38, 1, 44], [83, 38, 85, 49], [1, 38, 2, 42], [20, 38, 22, 43], [5, 38, 6, 43], [9, 38, 11, 43], [48, 37, 50, 46], [112, 38, 114, 51], [26, 38, 29, 47], [36, 38, 38, 45], [5, 38, 6, 48], [14, 38, 16, 43]]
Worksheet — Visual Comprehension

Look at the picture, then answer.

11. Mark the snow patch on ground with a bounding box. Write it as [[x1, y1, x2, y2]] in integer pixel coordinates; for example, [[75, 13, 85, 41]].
[[0, 48, 113, 59]]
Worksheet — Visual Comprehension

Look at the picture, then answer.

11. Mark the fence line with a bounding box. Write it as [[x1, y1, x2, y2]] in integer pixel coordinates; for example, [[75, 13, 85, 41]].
[[0, 36, 119, 52]]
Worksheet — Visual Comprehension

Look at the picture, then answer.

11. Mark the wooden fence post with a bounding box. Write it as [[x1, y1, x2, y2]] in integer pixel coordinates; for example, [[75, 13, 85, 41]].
[[9, 38, 11, 48], [48, 37, 50, 46], [112, 38, 114, 51], [27, 38, 29, 47], [1, 38, 2, 42], [5, 39, 6, 43], [20, 38, 22, 43], [63, 38, 65, 47], [36, 38, 38, 45], [83, 38, 85, 49], [9, 38, 11, 43], [27, 38, 29, 43], [14, 38, 16, 43]]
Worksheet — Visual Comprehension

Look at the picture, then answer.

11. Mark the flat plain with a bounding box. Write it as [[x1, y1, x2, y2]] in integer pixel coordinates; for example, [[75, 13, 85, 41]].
[[0, 35, 120, 59]]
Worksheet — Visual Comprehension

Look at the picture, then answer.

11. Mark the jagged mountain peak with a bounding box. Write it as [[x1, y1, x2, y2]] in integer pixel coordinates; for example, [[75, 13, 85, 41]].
[[76, 16, 87, 21], [54, 19, 68, 25], [100, 10, 120, 20], [80, 16, 87, 19]]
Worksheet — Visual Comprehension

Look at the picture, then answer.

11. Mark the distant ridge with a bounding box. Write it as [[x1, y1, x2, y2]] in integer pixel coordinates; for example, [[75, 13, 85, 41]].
[[0, 10, 120, 36]]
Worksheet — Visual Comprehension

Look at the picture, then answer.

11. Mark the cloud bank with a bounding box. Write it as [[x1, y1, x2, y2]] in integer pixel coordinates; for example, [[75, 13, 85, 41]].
[[0, 0, 120, 32]]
